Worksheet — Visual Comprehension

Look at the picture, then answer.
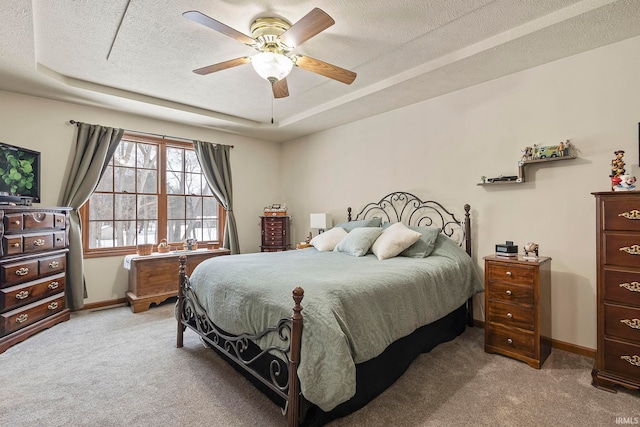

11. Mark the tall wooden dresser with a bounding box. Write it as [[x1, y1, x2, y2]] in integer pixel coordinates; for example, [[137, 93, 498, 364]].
[[260, 215, 291, 252], [0, 206, 71, 354], [592, 192, 640, 392]]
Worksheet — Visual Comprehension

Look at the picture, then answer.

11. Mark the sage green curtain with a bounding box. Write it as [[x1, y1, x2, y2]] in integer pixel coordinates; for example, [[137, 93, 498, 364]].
[[60, 123, 123, 310], [193, 141, 240, 254]]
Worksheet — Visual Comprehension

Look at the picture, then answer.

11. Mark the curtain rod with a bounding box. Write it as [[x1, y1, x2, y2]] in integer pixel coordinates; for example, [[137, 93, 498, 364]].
[[68, 120, 233, 148]]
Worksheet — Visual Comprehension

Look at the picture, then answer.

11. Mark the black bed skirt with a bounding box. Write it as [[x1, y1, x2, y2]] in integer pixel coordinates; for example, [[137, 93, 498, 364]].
[[203, 303, 467, 426]]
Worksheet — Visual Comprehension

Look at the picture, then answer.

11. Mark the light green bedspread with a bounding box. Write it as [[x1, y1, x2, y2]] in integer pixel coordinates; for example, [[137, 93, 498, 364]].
[[188, 234, 483, 411]]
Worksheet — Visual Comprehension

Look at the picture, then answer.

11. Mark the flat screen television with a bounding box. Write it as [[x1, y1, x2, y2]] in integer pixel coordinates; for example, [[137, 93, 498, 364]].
[[0, 142, 41, 203]]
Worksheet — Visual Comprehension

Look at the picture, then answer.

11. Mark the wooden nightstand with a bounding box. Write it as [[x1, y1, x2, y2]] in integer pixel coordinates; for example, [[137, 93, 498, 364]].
[[484, 254, 552, 368]]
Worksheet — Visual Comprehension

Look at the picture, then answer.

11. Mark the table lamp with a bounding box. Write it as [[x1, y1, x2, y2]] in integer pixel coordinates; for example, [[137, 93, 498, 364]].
[[310, 213, 332, 234]]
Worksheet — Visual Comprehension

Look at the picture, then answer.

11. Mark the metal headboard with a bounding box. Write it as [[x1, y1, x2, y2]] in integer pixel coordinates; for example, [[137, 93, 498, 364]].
[[347, 191, 471, 256]]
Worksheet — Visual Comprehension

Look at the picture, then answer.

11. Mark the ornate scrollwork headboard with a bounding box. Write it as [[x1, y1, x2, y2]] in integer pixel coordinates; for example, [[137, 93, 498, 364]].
[[348, 191, 471, 255]]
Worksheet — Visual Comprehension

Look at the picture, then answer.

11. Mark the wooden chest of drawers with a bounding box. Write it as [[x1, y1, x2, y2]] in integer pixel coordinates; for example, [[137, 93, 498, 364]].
[[260, 216, 290, 252], [592, 192, 640, 392], [0, 206, 71, 354], [484, 255, 552, 368]]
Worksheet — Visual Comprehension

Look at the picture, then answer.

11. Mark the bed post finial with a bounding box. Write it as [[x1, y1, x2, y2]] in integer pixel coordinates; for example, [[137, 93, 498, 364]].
[[347, 207, 352, 222], [288, 287, 304, 427], [463, 204, 471, 257], [177, 255, 187, 348]]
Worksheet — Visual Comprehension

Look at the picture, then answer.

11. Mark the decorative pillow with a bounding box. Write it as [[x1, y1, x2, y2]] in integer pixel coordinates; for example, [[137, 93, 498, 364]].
[[400, 226, 441, 258], [310, 227, 348, 251], [334, 227, 383, 257], [334, 217, 382, 232], [371, 222, 422, 260]]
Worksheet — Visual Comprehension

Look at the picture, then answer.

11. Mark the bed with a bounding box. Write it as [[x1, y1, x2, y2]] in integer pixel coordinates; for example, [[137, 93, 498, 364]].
[[176, 191, 483, 426]]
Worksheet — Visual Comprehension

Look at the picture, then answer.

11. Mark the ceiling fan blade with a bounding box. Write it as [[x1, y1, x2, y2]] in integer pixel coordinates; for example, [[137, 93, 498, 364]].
[[193, 57, 251, 75], [293, 55, 356, 85], [183, 11, 255, 46], [272, 78, 289, 98], [279, 8, 334, 47]]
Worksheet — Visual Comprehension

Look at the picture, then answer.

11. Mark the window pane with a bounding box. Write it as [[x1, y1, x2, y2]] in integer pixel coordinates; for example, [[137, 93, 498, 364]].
[[137, 220, 157, 244], [203, 197, 218, 215], [113, 141, 136, 167], [185, 173, 201, 195], [166, 170, 184, 194], [137, 169, 157, 193], [186, 196, 202, 219], [202, 180, 213, 196], [168, 195, 185, 219], [115, 194, 137, 220], [185, 150, 201, 173], [115, 220, 136, 246], [187, 220, 203, 242], [95, 166, 113, 192], [137, 144, 157, 169], [167, 219, 185, 241], [138, 195, 157, 220], [202, 218, 218, 241], [114, 167, 136, 193], [166, 147, 184, 172], [88, 221, 114, 248], [89, 194, 113, 221]]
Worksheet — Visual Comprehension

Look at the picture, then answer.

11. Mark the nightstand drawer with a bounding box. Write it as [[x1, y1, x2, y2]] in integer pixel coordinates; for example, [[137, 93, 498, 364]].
[[487, 281, 534, 305], [487, 263, 534, 285], [605, 304, 640, 343], [604, 234, 640, 268], [486, 324, 535, 359], [602, 200, 640, 232], [603, 338, 640, 382], [487, 301, 534, 331], [604, 269, 640, 306]]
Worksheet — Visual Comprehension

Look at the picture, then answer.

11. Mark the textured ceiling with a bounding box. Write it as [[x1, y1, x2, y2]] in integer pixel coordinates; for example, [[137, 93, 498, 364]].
[[1, 0, 640, 142]]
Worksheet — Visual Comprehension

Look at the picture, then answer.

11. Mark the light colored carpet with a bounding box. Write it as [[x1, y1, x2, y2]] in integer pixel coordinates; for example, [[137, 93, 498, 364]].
[[0, 301, 637, 426]]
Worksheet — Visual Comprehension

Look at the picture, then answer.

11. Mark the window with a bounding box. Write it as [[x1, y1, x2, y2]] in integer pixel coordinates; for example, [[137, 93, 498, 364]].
[[81, 134, 225, 257]]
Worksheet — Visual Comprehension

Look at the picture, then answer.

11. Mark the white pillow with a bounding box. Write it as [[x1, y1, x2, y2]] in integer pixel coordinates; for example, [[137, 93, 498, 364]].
[[310, 227, 348, 251], [371, 222, 421, 260]]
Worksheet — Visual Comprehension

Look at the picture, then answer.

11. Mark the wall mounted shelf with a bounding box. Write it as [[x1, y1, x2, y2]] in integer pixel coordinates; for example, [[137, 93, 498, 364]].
[[478, 155, 577, 186]]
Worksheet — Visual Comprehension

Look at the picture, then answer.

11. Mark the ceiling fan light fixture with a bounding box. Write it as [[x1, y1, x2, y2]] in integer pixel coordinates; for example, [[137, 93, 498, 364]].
[[251, 52, 293, 82]]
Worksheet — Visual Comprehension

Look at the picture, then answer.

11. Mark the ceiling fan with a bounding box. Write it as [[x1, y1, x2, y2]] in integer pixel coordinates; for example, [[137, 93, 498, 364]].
[[183, 8, 357, 98]]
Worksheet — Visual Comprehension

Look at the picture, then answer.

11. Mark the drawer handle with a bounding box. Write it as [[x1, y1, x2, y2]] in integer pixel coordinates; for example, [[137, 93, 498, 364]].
[[33, 239, 46, 246], [56, 218, 64, 223], [13, 219, 21, 225], [620, 282, 640, 293], [15, 290, 30, 300], [621, 355, 640, 367], [56, 237, 63, 242], [506, 271, 512, 276], [619, 245, 640, 256], [15, 267, 29, 276], [618, 209, 640, 220], [506, 290, 512, 296], [506, 338, 513, 345], [506, 312, 513, 319], [48, 281, 59, 290], [48, 302, 59, 310], [16, 313, 28, 324], [49, 261, 60, 269], [12, 243, 20, 248], [620, 319, 640, 330]]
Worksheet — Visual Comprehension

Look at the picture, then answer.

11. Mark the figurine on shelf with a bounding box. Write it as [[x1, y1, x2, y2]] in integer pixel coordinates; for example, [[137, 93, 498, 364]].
[[558, 141, 565, 157], [521, 146, 533, 162]]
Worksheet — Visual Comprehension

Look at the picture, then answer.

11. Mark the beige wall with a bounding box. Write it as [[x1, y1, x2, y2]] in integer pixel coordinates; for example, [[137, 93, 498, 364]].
[[0, 90, 282, 304], [281, 35, 640, 350]]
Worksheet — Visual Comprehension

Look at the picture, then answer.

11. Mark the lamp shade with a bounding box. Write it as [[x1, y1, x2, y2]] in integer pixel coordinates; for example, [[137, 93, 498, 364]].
[[310, 213, 332, 231], [251, 52, 293, 82]]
